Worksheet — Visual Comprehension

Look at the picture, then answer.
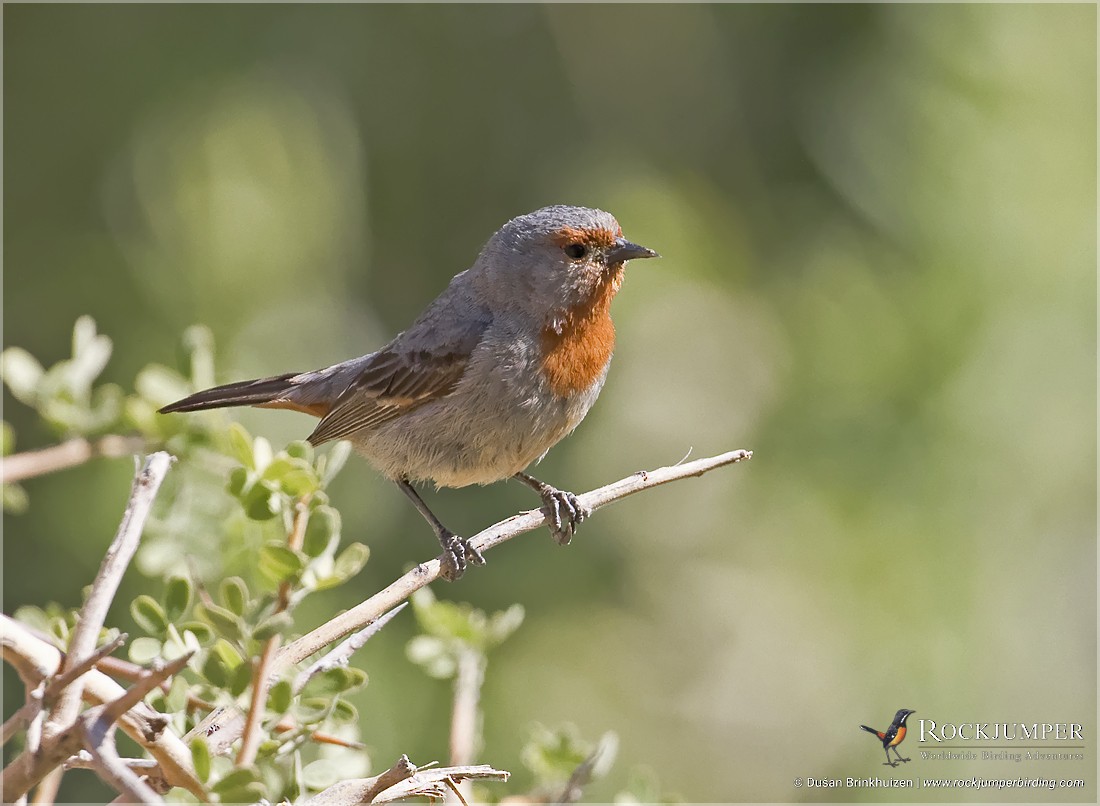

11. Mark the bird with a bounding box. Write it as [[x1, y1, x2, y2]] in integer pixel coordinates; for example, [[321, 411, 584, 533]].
[[160, 205, 658, 581], [860, 708, 915, 767]]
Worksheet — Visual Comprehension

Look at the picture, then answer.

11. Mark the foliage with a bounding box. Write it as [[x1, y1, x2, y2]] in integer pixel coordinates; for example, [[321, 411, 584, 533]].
[[2, 319, 670, 803]]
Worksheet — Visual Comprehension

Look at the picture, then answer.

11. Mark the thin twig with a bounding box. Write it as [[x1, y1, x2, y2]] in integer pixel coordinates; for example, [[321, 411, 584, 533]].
[[48, 452, 174, 736], [0, 616, 205, 800], [235, 635, 280, 767], [449, 650, 485, 803], [2, 634, 128, 747], [83, 719, 163, 805], [292, 603, 407, 694], [1, 435, 149, 484], [281, 449, 752, 667]]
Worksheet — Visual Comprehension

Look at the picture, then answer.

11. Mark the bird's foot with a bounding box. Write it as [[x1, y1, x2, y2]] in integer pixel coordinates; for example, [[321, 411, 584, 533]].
[[883, 760, 898, 768], [539, 486, 589, 546], [438, 531, 486, 582]]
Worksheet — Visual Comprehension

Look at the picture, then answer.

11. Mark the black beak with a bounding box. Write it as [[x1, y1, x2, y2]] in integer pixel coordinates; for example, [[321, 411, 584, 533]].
[[606, 237, 659, 265]]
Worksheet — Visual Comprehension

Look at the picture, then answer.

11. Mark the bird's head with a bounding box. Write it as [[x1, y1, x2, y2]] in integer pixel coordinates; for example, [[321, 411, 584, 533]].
[[896, 709, 916, 725], [473, 205, 658, 327]]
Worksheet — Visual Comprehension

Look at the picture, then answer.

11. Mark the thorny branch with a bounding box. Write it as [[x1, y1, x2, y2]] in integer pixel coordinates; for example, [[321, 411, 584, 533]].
[[1, 435, 148, 484]]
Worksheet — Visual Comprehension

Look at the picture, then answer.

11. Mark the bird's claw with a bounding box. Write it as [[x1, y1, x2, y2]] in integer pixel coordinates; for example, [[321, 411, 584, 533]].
[[540, 487, 589, 546], [438, 532, 486, 582]]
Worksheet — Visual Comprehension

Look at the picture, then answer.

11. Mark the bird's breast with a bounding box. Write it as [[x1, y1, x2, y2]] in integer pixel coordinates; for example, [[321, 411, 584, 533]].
[[538, 273, 621, 398]]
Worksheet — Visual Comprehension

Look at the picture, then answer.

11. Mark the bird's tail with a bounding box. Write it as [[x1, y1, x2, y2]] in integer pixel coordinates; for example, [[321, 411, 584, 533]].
[[159, 373, 302, 414], [859, 725, 882, 737]]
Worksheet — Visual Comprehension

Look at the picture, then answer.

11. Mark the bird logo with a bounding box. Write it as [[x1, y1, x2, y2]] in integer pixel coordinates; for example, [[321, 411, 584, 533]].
[[860, 708, 915, 767]]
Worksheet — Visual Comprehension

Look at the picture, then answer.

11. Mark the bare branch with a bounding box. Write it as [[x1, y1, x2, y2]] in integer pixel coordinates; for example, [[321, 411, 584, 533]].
[[235, 635, 280, 767], [29, 766, 61, 806], [1, 435, 149, 484], [293, 603, 407, 694], [281, 449, 752, 667], [83, 718, 163, 805], [302, 754, 417, 806], [1, 615, 205, 799], [48, 452, 174, 734], [371, 763, 510, 803], [449, 650, 485, 803]]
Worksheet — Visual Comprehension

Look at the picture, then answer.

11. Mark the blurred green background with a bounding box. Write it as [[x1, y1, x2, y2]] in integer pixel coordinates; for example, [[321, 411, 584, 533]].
[[3, 4, 1095, 803]]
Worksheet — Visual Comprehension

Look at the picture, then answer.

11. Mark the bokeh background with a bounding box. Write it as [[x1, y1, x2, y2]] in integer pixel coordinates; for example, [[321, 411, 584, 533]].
[[4, 4, 1096, 803]]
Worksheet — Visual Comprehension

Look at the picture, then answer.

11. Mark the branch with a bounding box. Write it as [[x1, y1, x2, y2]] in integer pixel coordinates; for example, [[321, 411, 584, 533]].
[[48, 452, 173, 733], [1, 615, 205, 799], [449, 650, 484, 803], [292, 603, 407, 694], [185, 448, 753, 759], [302, 754, 509, 806], [281, 449, 752, 667], [1, 435, 148, 484]]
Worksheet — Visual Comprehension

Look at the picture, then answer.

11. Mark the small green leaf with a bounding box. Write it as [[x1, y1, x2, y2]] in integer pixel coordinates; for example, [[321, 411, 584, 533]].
[[242, 481, 280, 521], [196, 603, 246, 642], [218, 577, 249, 616], [130, 595, 169, 635], [261, 456, 318, 498], [3, 483, 29, 514], [329, 699, 359, 723], [252, 436, 273, 473], [190, 737, 211, 783], [166, 674, 191, 712], [2, 421, 15, 456], [258, 543, 305, 585], [487, 604, 526, 646], [252, 611, 294, 641], [163, 576, 193, 622], [134, 364, 192, 408], [319, 440, 352, 486], [212, 638, 244, 670], [301, 667, 367, 699], [201, 651, 229, 688], [226, 466, 249, 498], [0, 348, 44, 405], [293, 697, 331, 725], [212, 767, 261, 795], [128, 636, 162, 665], [227, 423, 254, 469], [179, 621, 214, 645], [267, 680, 293, 714], [228, 660, 252, 698], [302, 505, 340, 558], [332, 542, 369, 582], [285, 440, 314, 463]]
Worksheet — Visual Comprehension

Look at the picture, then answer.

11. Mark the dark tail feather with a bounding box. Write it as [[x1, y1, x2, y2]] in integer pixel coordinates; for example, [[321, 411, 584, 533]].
[[159, 373, 300, 413], [859, 725, 879, 736]]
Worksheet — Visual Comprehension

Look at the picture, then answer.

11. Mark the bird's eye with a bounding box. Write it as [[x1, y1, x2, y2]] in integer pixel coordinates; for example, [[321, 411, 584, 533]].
[[563, 242, 588, 260]]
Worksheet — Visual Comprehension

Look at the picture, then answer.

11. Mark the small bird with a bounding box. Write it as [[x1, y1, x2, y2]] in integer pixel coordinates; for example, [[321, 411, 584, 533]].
[[160, 205, 658, 581], [860, 708, 915, 767]]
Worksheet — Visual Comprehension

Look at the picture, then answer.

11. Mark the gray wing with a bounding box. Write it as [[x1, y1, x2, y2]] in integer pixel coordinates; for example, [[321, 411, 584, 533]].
[[306, 281, 491, 445]]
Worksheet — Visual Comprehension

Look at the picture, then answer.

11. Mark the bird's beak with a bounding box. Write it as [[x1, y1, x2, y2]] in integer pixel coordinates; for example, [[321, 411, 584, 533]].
[[606, 237, 659, 265]]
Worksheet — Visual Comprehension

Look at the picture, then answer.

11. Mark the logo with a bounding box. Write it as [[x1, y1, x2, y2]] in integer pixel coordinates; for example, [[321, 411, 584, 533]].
[[860, 708, 916, 767]]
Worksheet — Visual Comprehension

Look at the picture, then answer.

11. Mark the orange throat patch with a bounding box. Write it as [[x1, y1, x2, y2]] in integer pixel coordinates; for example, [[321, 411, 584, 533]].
[[539, 270, 622, 397]]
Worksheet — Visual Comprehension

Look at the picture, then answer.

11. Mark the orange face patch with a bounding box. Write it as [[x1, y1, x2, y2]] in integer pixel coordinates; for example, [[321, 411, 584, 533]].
[[539, 268, 624, 397], [549, 224, 621, 252]]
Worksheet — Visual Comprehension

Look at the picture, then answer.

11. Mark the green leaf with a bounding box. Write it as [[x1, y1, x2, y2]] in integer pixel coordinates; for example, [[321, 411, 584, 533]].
[[201, 651, 229, 688], [300, 667, 367, 699], [212, 638, 244, 670], [3, 483, 29, 514], [252, 436, 273, 473], [179, 621, 215, 645], [212, 767, 261, 796], [319, 440, 352, 486], [261, 455, 318, 498], [406, 635, 455, 679], [329, 698, 359, 723], [521, 723, 592, 784], [68, 316, 113, 394], [284, 440, 314, 463], [196, 603, 246, 642], [241, 481, 280, 521], [267, 680, 293, 714], [0, 347, 45, 405], [302, 505, 340, 558], [487, 604, 526, 646], [2, 421, 15, 456], [301, 759, 343, 791], [130, 595, 169, 635], [258, 543, 305, 585], [293, 697, 331, 725], [166, 674, 191, 712], [128, 636, 162, 665], [228, 660, 252, 698], [332, 542, 369, 582], [218, 577, 249, 616], [226, 466, 249, 498], [252, 611, 294, 641], [163, 576, 193, 622], [227, 423, 254, 469], [190, 737, 211, 783]]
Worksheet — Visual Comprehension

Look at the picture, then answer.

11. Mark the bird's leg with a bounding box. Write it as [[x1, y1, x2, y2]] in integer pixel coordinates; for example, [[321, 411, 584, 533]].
[[883, 749, 897, 767], [396, 478, 485, 581], [892, 747, 910, 763], [513, 471, 589, 546]]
